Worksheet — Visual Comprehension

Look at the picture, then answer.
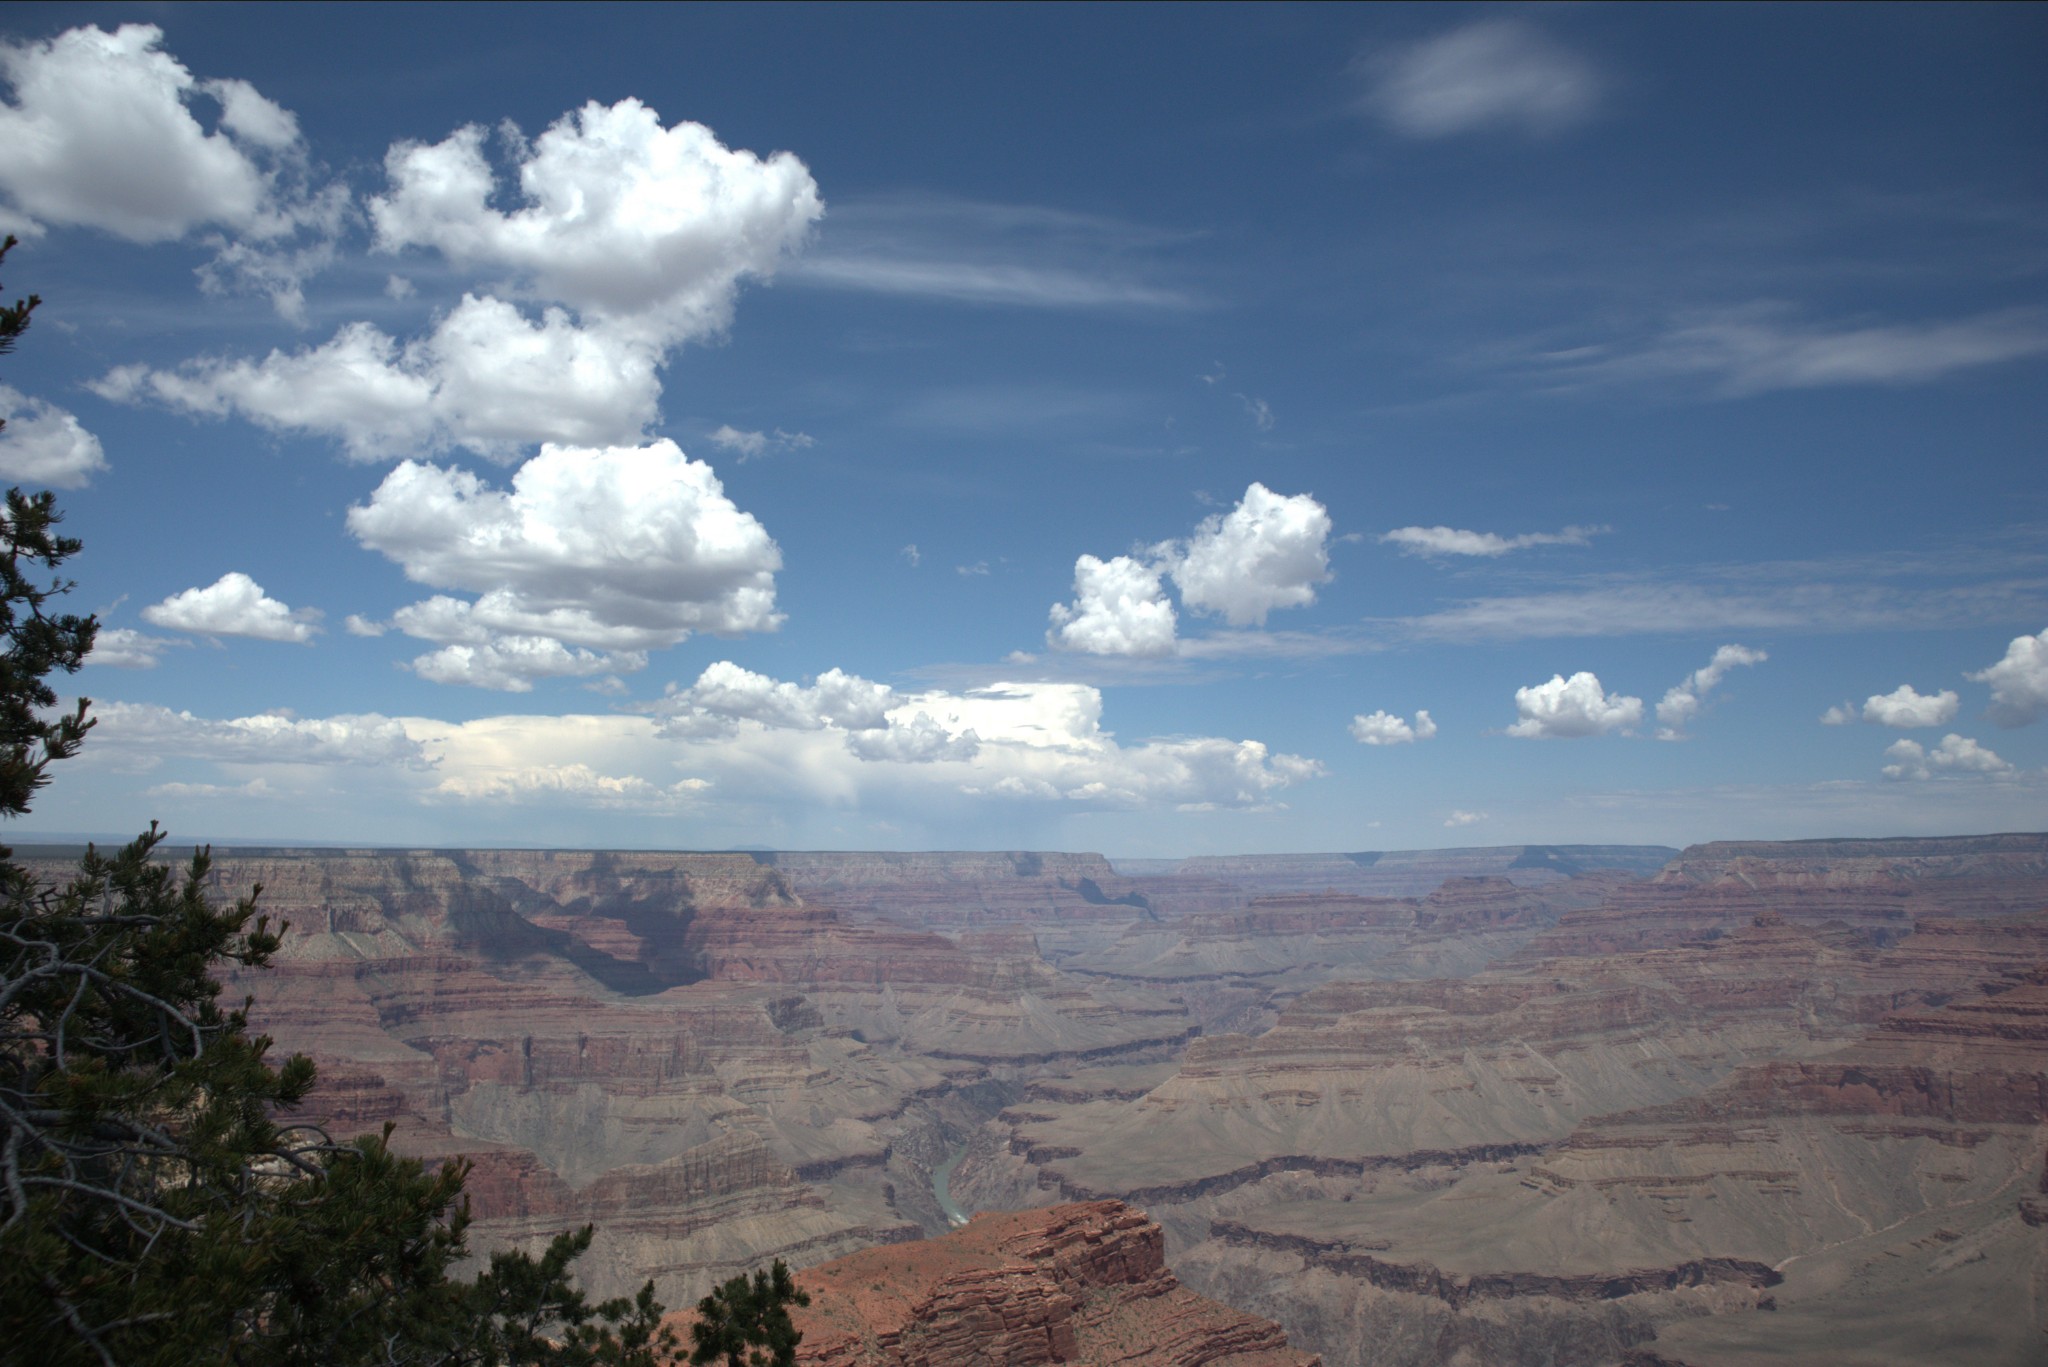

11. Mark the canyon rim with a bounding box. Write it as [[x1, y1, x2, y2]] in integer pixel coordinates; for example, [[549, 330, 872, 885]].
[[1, 5, 2044, 1362], [12, 834, 2036, 1364]]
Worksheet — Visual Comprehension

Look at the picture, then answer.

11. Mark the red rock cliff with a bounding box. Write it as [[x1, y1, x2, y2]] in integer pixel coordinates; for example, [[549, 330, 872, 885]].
[[749, 1201, 1319, 1366]]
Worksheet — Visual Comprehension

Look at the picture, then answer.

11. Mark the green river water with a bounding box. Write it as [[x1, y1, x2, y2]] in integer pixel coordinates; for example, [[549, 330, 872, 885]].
[[931, 1143, 970, 1227]]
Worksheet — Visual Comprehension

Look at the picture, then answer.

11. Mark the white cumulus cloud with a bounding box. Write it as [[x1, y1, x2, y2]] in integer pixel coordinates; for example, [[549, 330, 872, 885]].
[[348, 440, 781, 661], [1167, 482, 1332, 627], [90, 701, 429, 767], [0, 25, 298, 242], [77, 684, 1319, 830], [1381, 524, 1605, 558], [1861, 684, 1960, 729], [146, 778, 272, 801], [83, 627, 185, 669], [842, 710, 982, 764], [1365, 20, 1600, 139], [95, 96, 819, 457], [0, 25, 341, 317], [1656, 643, 1766, 739], [431, 760, 707, 809], [0, 387, 106, 487], [1506, 671, 1643, 739], [408, 637, 643, 693], [933, 682, 1319, 806], [652, 662, 976, 764], [141, 572, 320, 643], [1444, 809, 1488, 828], [1881, 734, 2013, 781], [1047, 484, 1332, 654], [646, 667, 1317, 802], [96, 296, 661, 463], [369, 98, 821, 344], [706, 425, 814, 462], [1047, 554, 1178, 657], [1350, 709, 1437, 745], [1970, 628, 2048, 727], [657, 661, 895, 736]]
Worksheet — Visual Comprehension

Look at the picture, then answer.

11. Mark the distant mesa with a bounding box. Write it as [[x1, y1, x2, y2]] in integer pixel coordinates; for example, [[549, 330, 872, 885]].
[[23, 833, 2043, 1365]]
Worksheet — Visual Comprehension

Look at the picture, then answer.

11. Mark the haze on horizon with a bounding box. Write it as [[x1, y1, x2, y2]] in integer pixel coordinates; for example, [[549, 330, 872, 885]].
[[0, 4, 2042, 856]]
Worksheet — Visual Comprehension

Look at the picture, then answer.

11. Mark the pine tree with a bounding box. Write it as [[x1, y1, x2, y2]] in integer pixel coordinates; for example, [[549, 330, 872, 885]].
[[0, 236, 678, 1367], [688, 1260, 810, 1367]]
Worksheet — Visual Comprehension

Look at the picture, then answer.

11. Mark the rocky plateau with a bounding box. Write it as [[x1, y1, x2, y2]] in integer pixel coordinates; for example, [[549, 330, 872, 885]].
[[20, 834, 2042, 1364]]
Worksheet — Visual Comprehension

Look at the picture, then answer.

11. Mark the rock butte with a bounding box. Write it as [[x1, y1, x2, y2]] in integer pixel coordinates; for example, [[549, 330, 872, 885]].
[[675, 1200, 1318, 1366], [19, 835, 2043, 1365]]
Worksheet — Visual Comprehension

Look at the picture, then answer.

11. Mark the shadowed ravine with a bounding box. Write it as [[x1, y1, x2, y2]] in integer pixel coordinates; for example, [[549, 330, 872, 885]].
[[32, 837, 2039, 1366]]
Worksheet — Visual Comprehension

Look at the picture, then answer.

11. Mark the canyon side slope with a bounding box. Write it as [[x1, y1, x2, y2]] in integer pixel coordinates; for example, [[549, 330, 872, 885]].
[[21, 836, 2042, 1365], [693, 1199, 1319, 1366]]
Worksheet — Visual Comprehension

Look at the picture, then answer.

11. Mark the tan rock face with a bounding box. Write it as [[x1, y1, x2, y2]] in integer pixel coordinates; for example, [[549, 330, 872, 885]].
[[749, 1201, 1318, 1366], [1518, 833, 2048, 960], [760, 851, 1159, 931], [23, 834, 2043, 1366], [3, 845, 1204, 1308], [965, 840, 2048, 1367]]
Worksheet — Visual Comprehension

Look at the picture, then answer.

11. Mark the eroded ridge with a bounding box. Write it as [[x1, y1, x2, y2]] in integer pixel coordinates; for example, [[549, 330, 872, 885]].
[[756, 1200, 1320, 1366]]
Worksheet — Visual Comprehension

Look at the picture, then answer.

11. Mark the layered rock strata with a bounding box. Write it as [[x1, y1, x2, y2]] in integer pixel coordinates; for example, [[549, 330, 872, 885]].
[[1517, 832, 2048, 961], [959, 866, 2048, 1365], [7, 847, 1199, 1307], [763, 1200, 1319, 1366], [1122, 846, 1677, 899], [990, 913, 2048, 1208], [19, 832, 2044, 1364]]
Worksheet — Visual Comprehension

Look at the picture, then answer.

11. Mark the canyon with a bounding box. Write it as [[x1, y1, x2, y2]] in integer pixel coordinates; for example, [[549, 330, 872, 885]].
[[21, 834, 2041, 1365], [738, 1200, 1318, 1366]]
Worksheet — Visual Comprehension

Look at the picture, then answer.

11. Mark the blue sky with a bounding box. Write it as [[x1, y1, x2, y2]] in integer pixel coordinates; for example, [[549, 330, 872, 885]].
[[0, 3, 2043, 854]]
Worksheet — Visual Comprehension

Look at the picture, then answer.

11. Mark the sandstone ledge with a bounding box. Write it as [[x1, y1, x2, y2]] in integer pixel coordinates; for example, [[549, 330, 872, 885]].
[[742, 1200, 1319, 1366], [1207, 1220, 1781, 1309]]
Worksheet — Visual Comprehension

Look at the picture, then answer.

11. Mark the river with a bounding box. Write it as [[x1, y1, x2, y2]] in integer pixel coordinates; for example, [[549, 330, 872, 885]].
[[931, 1142, 970, 1227]]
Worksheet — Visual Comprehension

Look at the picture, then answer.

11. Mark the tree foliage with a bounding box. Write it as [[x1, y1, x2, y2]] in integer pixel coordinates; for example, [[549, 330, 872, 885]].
[[0, 234, 678, 1367], [0, 238, 94, 817], [688, 1260, 810, 1367], [0, 234, 37, 358]]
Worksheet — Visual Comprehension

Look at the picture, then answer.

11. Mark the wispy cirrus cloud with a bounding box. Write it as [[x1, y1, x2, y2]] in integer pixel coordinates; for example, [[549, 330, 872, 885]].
[[790, 194, 1200, 311], [1391, 576, 2048, 644], [796, 257, 1192, 310], [893, 382, 1148, 435], [1070, 542, 2048, 665], [1382, 524, 1606, 558], [986, 539, 2048, 679], [1360, 20, 1601, 139], [1528, 304, 2048, 396]]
